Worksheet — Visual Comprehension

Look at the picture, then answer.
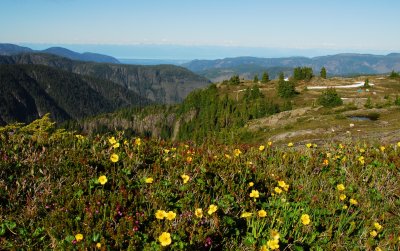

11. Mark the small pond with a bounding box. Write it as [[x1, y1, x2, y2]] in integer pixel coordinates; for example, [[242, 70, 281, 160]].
[[348, 116, 372, 121]]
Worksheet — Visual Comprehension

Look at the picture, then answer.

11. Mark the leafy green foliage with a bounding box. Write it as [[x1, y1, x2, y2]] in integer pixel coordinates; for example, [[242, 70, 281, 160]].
[[317, 88, 343, 108]]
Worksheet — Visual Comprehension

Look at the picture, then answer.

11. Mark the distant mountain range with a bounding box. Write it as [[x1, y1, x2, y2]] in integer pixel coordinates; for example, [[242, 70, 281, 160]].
[[183, 53, 400, 82], [0, 43, 120, 64]]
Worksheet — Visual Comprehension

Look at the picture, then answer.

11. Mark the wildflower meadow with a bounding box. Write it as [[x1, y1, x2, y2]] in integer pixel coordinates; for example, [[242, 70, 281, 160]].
[[0, 115, 399, 250]]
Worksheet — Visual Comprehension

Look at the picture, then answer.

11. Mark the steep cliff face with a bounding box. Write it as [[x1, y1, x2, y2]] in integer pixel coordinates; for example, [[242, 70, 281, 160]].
[[0, 53, 211, 104]]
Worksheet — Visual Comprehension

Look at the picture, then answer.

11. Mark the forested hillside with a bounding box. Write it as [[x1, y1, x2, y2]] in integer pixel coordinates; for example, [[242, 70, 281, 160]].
[[0, 64, 151, 125], [0, 53, 211, 104]]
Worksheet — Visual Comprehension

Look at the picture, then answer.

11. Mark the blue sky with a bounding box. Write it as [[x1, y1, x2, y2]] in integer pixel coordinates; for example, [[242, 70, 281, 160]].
[[1, 0, 399, 59]]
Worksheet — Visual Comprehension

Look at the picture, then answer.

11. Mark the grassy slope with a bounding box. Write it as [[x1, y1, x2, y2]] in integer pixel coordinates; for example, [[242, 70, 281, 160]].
[[223, 75, 400, 145], [0, 116, 399, 250]]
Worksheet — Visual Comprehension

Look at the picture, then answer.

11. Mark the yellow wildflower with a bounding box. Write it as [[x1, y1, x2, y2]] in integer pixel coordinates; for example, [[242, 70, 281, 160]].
[[234, 148, 242, 157], [337, 184, 345, 191], [342, 205, 348, 209], [108, 136, 116, 145], [110, 153, 119, 163], [158, 232, 172, 246], [240, 212, 253, 218], [274, 187, 282, 194], [165, 211, 176, 220], [270, 229, 280, 240], [258, 209, 267, 218], [268, 141, 273, 146], [370, 230, 378, 238], [349, 198, 358, 205], [260, 245, 268, 251], [96, 242, 102, 248], [358, 156, 365, 165], [259, 145, 265, 151], [123, 140, 128, 145], [306, 143, 312, 148], [112, 143, 119, 149], [250, 190, 260, 198], [75, 134, 85, 140], [207, 204, 218, 215], [278, 180, 286, 188], [375, 247, 382, 251], [283, 184, 289, 191], [301, 214, 311, 225], [287, 142, 293, 147], [359, 148, 365, 153], [248, 182, 254, 187], [267, 239, 279, 249], [75, 233, 83, 242], [145, 177, 153, 184], [323, 159, 329, 165], [339, 194, 346, 201], [98, 175, 107, 185], [195, 208, 203, 218], [397, 142, 400, 147], [186, 156, 193, 163], [181, 174, 190, 184], [134, 138, 141, 146], [380, 146, 385, 152], [155, 210, 166, 219], [374, 222, 382, 231], [339, 143, 344, 149], [164, 149, 170, 154]]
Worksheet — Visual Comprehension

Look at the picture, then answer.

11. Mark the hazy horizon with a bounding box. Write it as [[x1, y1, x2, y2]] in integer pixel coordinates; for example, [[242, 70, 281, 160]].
[[1, 0, 399, 60], [15, 43, 399, 61]]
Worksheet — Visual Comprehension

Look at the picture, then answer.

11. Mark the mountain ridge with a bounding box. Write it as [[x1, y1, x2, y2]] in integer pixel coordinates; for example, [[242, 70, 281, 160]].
[[183, 53, 400, 81], [0, 64, 151, 125], [0, 43, 120, 64], [0, 53, 211, 104]]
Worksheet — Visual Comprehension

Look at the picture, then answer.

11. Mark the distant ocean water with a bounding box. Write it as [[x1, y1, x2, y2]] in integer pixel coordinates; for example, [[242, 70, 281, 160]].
[[118, 58, 190, 65]]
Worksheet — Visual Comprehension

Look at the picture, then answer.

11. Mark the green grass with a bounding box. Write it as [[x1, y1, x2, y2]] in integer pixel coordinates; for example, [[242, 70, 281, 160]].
[[0, 116, 399, 250]]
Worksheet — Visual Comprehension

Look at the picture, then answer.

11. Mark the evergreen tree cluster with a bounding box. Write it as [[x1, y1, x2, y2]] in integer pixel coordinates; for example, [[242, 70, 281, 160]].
[[177, 84, 279, 142], [293, 67, 314, 81], [389, 70, 400, 79], [277, 72, 296, 98], [317, 88, 343, 108], [320, 67, 327, 79]]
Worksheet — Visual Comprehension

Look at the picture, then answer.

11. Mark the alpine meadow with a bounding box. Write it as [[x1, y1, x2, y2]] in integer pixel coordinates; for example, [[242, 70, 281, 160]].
[[1, 1, 400, 250]]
